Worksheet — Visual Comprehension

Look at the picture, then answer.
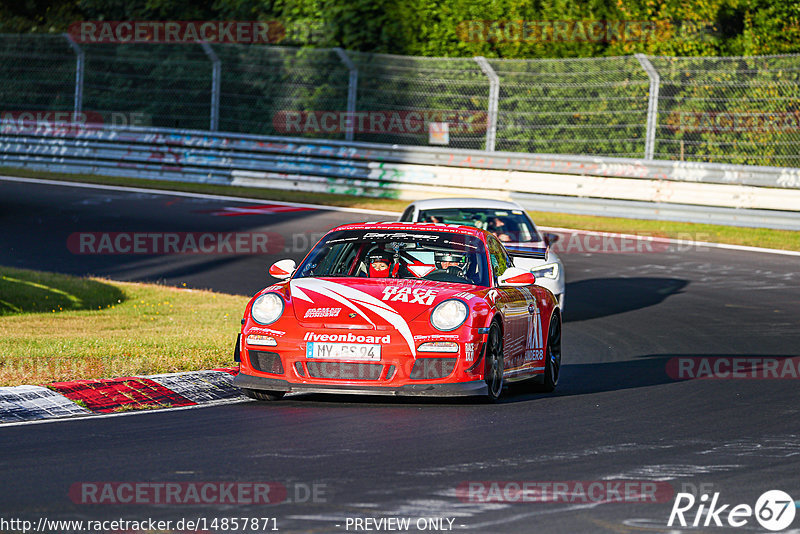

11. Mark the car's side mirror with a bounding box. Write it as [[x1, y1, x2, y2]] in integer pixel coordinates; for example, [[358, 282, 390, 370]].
[[498, 267, 536, 287], [269, 259, 296, 280], [543, 232, 560, 246]]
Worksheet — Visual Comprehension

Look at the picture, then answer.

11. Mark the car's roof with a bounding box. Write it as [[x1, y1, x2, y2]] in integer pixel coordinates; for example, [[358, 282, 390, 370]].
[[408, 198, 526, 210], [331, 221, 487, 238]]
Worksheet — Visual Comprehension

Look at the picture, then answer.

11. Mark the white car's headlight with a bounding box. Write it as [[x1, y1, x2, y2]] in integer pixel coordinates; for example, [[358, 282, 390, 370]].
[[530, 263, 559, 280], [430, 299, 468, 331], [251, 293, 284, 325]]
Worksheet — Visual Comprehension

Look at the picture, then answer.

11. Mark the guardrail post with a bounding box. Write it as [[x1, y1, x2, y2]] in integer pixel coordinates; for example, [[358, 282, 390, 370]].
[[334, 48, 358, 142], [63, 33, 84, 116], [635, 53, 660, 160], [474, 56, 499, 152], [200, 42, 221, 131]]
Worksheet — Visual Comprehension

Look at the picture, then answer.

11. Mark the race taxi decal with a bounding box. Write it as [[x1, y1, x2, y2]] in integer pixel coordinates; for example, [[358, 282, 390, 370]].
[[465, 342, 480, 362], [304, 307, 341, 319], [381, 287, 438, 305], [290, 278, 416, 356]]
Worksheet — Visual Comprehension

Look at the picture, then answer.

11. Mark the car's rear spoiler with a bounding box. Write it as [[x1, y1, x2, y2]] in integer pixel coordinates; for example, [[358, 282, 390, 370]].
[[503, 244, 548, 261]]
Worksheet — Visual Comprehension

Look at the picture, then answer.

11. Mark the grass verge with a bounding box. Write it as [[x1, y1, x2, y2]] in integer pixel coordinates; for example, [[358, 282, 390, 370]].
[[0, 266, 247, 386], [3, 166, 799, 252]]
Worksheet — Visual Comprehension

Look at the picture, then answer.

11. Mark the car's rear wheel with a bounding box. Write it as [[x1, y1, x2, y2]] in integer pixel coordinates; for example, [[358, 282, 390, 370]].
[[484, 322, 504, 402], [243, 388, 285, 401], [533, 313, 561, 393]]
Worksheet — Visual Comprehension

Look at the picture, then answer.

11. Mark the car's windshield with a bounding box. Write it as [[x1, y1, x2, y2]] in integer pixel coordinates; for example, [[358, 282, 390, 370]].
[[417, 208, 541, 243], [295, 228, 490, 287]]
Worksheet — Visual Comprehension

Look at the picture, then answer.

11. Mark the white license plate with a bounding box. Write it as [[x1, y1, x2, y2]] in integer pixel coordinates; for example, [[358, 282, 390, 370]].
[[306, 342, 381, 361]]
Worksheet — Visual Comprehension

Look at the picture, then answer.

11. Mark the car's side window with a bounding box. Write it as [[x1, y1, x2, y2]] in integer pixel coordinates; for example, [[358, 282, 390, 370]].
[[399, 206, 415, 222], [486, 235, 510, 282]]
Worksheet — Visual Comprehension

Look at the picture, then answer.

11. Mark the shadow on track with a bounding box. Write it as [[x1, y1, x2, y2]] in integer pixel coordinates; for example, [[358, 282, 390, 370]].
[[251, 353, 798, 407], [242, 356, 681, 408], [564, 277, 688, 322]]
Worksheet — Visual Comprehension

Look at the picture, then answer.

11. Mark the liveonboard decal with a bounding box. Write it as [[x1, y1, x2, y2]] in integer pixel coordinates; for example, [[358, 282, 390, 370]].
[[303, 332, 391, 344]]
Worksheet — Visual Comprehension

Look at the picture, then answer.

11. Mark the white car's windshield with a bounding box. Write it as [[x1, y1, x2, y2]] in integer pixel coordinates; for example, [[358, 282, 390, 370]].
[[416, 208, 541, 243], [295, 229, 490, 286]]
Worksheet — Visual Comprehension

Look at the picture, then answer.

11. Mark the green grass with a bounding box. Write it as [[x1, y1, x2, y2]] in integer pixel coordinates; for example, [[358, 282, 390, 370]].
[[3, 166, 799, 251], [0, 266, 248, 386], [0, 266, 126, 316]]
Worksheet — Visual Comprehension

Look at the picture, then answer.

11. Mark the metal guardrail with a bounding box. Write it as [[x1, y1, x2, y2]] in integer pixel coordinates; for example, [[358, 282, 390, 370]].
[[1, 122, 799, 230]]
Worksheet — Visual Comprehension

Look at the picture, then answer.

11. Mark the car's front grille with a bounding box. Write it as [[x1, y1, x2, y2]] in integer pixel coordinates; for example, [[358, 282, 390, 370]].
[[249, 350, 284, 375], [306, 362, 384, 380], [410, 358, 457, 380]]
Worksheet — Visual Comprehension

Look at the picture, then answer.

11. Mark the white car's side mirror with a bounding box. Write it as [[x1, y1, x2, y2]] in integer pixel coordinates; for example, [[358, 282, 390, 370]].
[[269, 259, 296, 280], [498, 267, 536, 287]]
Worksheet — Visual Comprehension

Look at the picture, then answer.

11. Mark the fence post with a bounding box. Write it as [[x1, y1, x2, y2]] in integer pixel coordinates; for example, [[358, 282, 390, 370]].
[[200, 42, 221, 131], [474, 56, 499, 152], [63, 34, 84, 116], [334, 48, 358, 142], [635, 53, 660, 160]]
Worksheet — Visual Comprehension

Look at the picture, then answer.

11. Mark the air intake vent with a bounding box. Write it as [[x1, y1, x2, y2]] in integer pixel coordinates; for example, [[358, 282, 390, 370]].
[[410, 358, 456, 380], [249, 351, 284, 375], [306, 362, 383, 380]]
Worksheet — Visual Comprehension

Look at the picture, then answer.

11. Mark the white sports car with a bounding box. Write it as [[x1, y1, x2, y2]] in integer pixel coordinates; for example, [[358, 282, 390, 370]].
[[398, 198, 565, 309]]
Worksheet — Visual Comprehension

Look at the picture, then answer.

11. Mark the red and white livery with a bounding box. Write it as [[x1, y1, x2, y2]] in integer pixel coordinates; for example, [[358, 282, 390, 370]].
[[234, 222, 562, 401]]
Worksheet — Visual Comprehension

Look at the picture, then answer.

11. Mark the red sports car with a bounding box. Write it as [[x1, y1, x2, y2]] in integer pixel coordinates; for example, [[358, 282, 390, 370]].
[[233, 222, 562, 401]]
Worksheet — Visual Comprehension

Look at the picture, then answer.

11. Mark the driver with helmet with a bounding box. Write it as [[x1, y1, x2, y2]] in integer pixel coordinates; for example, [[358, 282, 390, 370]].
[[435, 251, 466, 274], [368, 252, 393, 278]]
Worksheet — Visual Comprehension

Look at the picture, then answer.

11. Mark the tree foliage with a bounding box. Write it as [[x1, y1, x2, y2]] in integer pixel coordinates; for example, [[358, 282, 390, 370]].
[[3, 0, 800, 58]]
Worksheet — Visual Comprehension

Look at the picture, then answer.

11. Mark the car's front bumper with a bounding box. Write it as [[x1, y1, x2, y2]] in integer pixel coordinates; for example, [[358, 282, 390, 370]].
[[234, 372, 488, 397]]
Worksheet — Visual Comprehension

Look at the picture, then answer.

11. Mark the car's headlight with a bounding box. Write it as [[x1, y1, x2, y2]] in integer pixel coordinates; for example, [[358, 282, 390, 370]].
[[430, 299, 468, 331], [530, 263, 559, 280], [250, 293, 284, 325]]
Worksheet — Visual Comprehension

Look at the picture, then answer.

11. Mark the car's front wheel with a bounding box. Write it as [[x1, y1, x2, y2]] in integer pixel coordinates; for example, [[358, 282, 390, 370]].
[[244, 388, 285, 401], [484, 322, 504, 402]]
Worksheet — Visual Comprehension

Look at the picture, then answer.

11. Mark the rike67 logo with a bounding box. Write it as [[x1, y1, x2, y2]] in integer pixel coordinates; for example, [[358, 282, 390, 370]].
[[669, 490, 796, 531]]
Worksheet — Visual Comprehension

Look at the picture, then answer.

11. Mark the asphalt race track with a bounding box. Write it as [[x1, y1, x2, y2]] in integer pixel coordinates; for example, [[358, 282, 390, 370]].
[[1, 177, 799, 533]]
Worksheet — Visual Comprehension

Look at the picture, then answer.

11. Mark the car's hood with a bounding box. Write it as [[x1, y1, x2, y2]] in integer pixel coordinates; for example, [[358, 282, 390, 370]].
[[283, 277, 485, 357]]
